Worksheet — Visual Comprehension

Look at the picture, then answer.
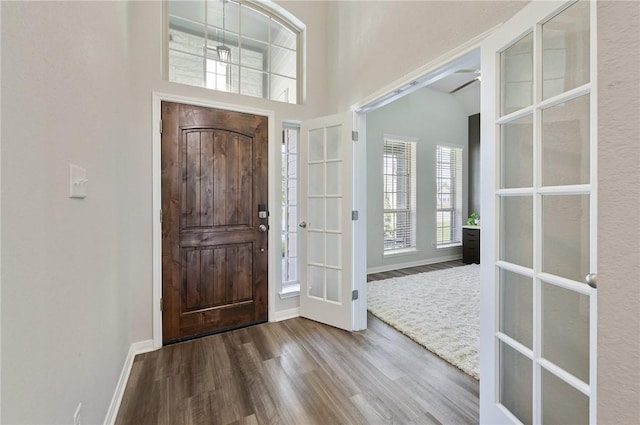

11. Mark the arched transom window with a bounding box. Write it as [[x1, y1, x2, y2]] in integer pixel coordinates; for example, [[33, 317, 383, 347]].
[[167, 0, 301, 104]]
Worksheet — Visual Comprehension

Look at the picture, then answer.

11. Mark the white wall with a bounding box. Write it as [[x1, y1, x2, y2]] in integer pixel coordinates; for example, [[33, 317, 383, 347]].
[[326, 1, 528, 113], [1, 2, 134, 423], [366, 87, 468, 271]]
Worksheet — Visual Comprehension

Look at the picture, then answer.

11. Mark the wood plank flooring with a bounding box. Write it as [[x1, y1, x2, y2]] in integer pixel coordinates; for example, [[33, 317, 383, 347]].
[[367, 259, 465, 282], [116, 312, 478, 425]]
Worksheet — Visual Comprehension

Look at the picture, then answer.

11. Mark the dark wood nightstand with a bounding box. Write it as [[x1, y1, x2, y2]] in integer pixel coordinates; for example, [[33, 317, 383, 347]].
[[462, 226, 480, 264]]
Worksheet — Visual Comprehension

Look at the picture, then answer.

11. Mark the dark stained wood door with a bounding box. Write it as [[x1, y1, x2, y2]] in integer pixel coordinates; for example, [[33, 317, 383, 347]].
[[161, 102, 268, 344]]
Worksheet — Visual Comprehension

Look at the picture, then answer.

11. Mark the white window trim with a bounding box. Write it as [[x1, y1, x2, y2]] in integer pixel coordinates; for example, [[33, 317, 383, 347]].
[[163, 0, 306, 104]]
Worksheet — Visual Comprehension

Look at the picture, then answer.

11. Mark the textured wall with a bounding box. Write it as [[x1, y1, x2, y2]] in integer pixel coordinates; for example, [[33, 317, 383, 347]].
[[1, 2, 134, 423], [597, 1, 640, 423]]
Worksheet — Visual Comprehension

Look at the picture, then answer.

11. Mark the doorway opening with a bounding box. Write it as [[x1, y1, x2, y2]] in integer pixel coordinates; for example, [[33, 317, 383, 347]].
[[354, 47, 482, 380]]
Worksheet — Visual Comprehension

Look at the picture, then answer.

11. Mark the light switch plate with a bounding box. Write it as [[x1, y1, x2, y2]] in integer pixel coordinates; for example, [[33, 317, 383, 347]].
[[69, 164, 88, 199]]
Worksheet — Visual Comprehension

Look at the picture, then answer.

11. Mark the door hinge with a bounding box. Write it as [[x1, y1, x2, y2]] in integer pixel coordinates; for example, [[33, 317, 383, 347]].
[[160, 297, 163, 311], [352, 210, 359, 221], [160, 209, 163, 223], [352, 130, 359, 142], [352, 290, 359, 301], [159, 119, 163, 134]]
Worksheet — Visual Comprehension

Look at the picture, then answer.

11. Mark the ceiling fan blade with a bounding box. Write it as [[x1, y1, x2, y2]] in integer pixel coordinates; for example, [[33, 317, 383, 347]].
[[449, 77, 480, 94]]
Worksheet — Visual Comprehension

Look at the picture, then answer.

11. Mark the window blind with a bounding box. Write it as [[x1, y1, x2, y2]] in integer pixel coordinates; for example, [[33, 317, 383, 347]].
[[383, 138, 417, 252], [436, 145, 463, 246]]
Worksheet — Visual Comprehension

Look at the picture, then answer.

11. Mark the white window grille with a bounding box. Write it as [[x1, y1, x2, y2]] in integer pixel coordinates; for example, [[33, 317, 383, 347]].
[[281, 126, 299, 293], [167, 0, 300, 104], [436, 145, 463, 247], [383, 138, 417, 252]]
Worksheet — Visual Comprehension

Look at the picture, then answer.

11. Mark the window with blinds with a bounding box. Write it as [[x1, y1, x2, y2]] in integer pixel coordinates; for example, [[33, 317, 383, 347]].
[[436, 145, 463, 247], [383, 138, 417, 252]]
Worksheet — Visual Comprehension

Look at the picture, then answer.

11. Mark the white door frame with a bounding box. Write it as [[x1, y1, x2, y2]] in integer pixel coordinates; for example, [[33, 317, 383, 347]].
[[480, 1, 598, 423], [151, 92, 276, 349], [350, 26, 500, 332]]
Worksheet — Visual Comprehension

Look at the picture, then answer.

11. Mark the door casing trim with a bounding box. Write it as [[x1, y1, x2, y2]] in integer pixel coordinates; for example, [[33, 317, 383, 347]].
[[151, 92, 276, 349]]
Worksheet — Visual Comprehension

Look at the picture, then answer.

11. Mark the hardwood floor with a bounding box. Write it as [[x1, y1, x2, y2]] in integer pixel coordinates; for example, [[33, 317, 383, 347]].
[[116, 313, 478, 425], [367, 259, 465, 282]]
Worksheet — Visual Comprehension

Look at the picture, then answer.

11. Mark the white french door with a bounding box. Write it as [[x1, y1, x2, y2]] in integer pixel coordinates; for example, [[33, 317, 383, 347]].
[[299, 112, 355, 331], [480, 1, 597, 424]]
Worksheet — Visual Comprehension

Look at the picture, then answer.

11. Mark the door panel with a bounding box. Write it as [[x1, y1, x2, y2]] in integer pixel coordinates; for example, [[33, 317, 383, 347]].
[[161, 102, 268, 344], [481, 1, 597, 423], [299, 112, 354, 331]]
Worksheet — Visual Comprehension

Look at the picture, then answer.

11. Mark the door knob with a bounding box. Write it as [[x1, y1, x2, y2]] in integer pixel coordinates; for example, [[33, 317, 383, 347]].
[[298, 221, 307, 228], [585, 273, 597, 289], [258, 224, 268, 233]]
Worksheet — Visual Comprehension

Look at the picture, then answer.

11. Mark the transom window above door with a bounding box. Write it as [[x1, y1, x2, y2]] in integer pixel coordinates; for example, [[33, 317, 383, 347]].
[[166, 0, 302, 104]]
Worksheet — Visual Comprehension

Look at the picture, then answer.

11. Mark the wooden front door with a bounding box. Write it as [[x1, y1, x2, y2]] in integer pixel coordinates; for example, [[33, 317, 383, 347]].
[[161, 102, 268, 344]]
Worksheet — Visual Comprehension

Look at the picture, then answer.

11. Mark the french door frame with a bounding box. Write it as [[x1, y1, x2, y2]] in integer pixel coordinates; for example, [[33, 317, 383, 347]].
[[151, 92, 277, 349], [480, 1, 598, 423]]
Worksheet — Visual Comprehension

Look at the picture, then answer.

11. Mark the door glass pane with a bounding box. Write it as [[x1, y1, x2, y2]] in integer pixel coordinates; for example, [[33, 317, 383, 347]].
[[326, 161, 342, 195], [542, 194, 590, 283], [309, 129, 324, 161], [325, 198, 341, 231], [308, 232, 323, 265], [325, 234, 341, 268], [308, 198, 324, 230], [308, 265, 324, 299], [542, 369, 589, 424], [501, 32, 533, 116], [542, 282, 590, 383], [326, 125, 341, 160], [542, 95, 590, 186], [499, 341, 532, 425], [500, 196, 533, 268], [501, 114, 533, 188], [326, 269, 341, 303], [308, 164, 323, 196], [542, 1, 590, 99], [499, 269, 533, 349]]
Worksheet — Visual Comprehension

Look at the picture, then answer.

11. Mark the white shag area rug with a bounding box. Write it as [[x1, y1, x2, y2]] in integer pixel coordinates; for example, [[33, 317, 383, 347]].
[[368, 265, 480, 379]]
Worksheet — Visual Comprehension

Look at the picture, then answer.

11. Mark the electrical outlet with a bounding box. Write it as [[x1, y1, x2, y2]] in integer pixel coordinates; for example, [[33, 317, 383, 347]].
[[73, 402, 82, 425]]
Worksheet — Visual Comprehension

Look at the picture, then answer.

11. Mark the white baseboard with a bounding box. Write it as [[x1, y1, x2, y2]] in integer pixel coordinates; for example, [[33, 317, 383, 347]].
[[104, 339, 155, 425], [367, 254, 462, 274], [273, 307, 300, 322]]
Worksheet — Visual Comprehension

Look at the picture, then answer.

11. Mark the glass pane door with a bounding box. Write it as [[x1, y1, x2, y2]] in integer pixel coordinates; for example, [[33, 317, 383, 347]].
[[481, 1, 597, 423], [299, 112, 354, 331]]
